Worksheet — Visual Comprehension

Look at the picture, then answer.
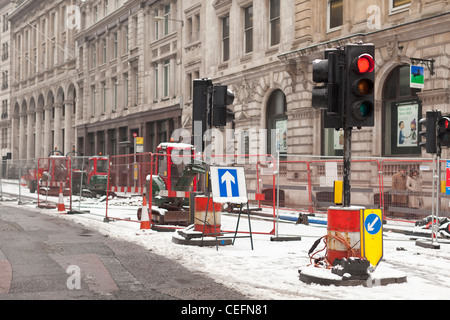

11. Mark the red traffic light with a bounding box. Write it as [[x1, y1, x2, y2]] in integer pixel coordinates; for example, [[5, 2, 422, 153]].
[[355, 54, 375, 73]]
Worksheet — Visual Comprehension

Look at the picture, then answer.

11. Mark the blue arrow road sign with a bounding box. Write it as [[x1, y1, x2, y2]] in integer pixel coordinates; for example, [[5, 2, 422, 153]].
[[364, 213, 382, 235], [218, 168, 239, 198], [211, 166, 248, 204]]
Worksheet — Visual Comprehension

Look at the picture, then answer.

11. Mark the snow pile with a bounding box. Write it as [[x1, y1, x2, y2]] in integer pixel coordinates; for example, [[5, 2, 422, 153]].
[[2, 180, 450, 300], [34, 203, 450, 299]]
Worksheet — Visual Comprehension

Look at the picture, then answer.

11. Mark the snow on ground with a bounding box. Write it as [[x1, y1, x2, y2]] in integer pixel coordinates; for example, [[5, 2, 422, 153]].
[[2, 180, 450, 300]]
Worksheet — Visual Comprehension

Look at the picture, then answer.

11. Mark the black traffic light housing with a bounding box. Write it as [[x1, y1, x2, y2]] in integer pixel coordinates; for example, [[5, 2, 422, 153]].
[[418, 110, 439, 154], [192, 79, 235, 151], [192, 79, 213, 151], [312, 49, 344, 129], [437, 114, 450, 149], [344, 43, 375, 128], [212, 85, 235, 127]]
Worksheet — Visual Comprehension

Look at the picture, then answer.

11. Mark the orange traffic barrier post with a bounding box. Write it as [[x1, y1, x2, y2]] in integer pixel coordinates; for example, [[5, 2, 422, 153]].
[[139, 193, 152, 231], [57, 185, 66, 214]]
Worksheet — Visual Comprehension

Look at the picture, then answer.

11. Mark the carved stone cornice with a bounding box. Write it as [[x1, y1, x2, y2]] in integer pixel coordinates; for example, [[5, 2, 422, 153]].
[[417, 88, 450, 106]]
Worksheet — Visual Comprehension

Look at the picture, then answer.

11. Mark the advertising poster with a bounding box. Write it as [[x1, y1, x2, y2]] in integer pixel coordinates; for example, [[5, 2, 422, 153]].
[[276, 119, 287, 153], [397, 104, 418, 147]]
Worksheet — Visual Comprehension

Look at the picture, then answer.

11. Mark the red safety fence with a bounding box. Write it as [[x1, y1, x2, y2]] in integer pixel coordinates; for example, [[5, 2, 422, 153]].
[[36, 156, 72, 210], [105, 152, 445, 232], [105, 150, 277, 234], [106, 152, 153, 222], [262, 156, 450, 221]]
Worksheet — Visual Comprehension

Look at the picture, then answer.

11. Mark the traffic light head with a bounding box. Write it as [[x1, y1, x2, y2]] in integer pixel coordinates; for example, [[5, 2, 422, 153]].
[[192, 79, 213, 150], [311, 49, 344, 129], [354, 54, 375, 73], [344, 44, 375, 128], [418, 110, 439, 154], [212, 85, 235, 127], [438, 115, 450, 148]]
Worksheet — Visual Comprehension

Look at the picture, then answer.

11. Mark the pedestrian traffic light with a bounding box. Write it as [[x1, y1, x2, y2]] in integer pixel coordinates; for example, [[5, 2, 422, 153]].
[[311, 49, 344, 129], [212, 85, 235, 127], [418, 110, 439, 154], [437, 114, 450, 148], [344, 43, 375, 128]]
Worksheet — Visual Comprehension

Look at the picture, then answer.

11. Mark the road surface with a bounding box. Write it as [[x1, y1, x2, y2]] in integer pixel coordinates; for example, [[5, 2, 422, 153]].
[[0, 204, 249, 300]]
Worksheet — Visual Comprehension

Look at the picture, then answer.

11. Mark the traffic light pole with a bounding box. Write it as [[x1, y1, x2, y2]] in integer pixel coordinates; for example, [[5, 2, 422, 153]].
[[343, 127, 352, 207]]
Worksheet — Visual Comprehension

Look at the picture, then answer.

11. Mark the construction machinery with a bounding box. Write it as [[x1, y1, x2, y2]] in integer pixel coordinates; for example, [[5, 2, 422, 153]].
[[72, 155, 109, 197], [38, 155, 71, 196], [137, 142, 206, 226]]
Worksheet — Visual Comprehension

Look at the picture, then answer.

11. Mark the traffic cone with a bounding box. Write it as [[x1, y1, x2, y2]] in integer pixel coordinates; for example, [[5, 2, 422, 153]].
[[140, 194, 151, 230], [57, 185, 66, 213]]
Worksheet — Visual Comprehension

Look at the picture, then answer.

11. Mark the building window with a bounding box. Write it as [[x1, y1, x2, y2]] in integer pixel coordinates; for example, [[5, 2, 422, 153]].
[[269, 0, 280, 46], [91, 86, 96, 115], [125, 26, 129, 53], [2, 71, 8, 89], [382, 65, 421, 156], [244, 5, 253, 54], [102, 81, 106, 113], [112, 78, 118, 110], [124, 73, 129, 107], [154, 65, 159, 100], [94, 6, 98, 23], [2, 13, 8, 32], [154, 10, 160, 40], [266, 89, 287, 156], [113, 32, 118, 58], [91, 43, 96, 68], [222, 16, 230, 62], [164, 4, 171, 35], [102, 38, 107, 64], [328, 0, 343, 30], [163, 59, 170, 98], [2, 42, 8, 61], [392, 0, 411, 9], [134, 68, 139, 105]]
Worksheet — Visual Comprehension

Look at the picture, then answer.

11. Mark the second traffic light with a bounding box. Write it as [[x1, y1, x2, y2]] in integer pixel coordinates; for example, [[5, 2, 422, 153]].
[[212, 85, 235, 127], [344, 43, 375, 128], [311, 49, 344, 129], [418, 110, 439, 154], [438, 114, 450, 148]]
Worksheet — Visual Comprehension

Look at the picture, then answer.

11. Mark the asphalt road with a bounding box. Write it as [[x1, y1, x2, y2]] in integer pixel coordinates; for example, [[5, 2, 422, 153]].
[[0, 204, 249, 301]]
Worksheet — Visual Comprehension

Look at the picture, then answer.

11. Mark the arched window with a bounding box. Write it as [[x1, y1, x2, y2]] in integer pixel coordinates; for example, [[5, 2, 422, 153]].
[[266, 89, 287, 156], [382, 65, 421, 156]]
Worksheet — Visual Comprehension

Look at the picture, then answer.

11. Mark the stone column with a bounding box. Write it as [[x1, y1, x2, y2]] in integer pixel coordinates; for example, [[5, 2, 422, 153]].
[[64, 100, 73, 154], [54, 103, 62, 152], [26, 111, 34, 159], [44, 105, 52, 156], [35, 110, 42, 158], [18, 112, 26, 159], [11, 115, 18, 159]]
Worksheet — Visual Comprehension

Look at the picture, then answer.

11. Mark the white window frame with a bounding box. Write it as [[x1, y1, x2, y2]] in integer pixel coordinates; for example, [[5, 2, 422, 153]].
[[389, 0, 411, 14], [244, 5, 253, 54], [327, 0, 343, 32]]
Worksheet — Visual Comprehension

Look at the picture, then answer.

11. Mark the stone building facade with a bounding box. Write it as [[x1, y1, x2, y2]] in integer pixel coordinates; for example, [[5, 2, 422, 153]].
[[6, 0, 450, 162], [75, 0, 184, 156], [279, 0, 450, 159], [0, 0, 13, 161], [198, 0, 450, 159], [9, 0, 78, 159]]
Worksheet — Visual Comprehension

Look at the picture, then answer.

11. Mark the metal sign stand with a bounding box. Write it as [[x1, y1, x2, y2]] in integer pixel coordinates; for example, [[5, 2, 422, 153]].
[[200, 193, 253, 251]]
